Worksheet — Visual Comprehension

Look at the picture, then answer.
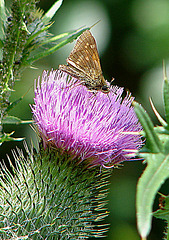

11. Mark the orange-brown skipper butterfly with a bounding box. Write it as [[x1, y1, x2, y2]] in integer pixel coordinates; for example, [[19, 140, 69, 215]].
[[59, 30, 113, 93]]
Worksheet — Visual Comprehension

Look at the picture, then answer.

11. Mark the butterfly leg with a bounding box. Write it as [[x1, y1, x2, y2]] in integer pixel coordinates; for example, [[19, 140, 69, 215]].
[[61, 79, 85, 91]]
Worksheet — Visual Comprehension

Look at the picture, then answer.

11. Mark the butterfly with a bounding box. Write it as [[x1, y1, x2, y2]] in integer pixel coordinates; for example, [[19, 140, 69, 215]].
[[59, 30, 113, 93]]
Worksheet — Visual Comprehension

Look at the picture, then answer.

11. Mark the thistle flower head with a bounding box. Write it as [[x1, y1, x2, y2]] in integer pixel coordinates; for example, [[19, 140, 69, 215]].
[[32, 70, 142, 168]]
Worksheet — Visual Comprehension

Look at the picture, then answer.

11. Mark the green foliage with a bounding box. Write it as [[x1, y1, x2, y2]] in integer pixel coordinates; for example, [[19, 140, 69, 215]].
[[163, 66, 169, 129], [2, 115, 33, 124], [134, 69, 169, 239], [154, 194, 169, 222], [154, 194, 169, 239], [0, 144, 111, 239], [0, 131, 24, 146]]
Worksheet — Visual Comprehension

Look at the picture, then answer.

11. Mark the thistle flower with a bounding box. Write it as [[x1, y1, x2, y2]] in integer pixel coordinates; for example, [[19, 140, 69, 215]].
[[32, 70, 142, 168]]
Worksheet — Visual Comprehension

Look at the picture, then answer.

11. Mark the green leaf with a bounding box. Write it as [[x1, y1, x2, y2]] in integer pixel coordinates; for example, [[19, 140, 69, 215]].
[[163, 76, 169, 129], [38, 30, 79, 46], [25, 23, 53, 48], [25, 27, 90, 65], [27, 28, 84, 55], [0, 0, 6, 40], [133, 101, 163, 153], [153, 195, 169, 240], [149, 98, 167, 127], [154, 126, 169, 154], [42, 0, 63, 23], [0, 0, 5, 59], [0, 38, 3, 48], [0, 132, 24, 146], [5, 97, 23, 114], [154, 194, 169, 221], [2, 116, 33, 125], [136, 153, 169, 238]]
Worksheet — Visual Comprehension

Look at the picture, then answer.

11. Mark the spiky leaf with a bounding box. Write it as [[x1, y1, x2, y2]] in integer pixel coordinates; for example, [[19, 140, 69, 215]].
[[134, 99, 169, 238], [136, 152, 169, 238]]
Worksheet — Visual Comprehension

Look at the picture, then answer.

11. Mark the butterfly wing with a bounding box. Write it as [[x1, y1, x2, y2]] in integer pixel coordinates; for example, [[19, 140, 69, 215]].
[[59, 30, 110, 92], [67, 30, 103, 85]]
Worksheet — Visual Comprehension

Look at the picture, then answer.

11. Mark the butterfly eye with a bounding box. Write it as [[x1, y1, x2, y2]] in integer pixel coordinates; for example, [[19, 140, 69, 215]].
[[101, 86, 109, 93]]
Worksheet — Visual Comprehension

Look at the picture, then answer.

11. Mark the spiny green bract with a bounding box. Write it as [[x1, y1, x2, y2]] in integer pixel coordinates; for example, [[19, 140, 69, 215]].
[[0, 144, 111, 239]]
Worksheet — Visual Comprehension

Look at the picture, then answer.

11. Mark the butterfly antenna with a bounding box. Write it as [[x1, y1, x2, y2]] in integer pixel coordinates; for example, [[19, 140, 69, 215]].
[[90, 20, 101, 30], [74, 20, 101, 34], [110, 77, 115, 85]]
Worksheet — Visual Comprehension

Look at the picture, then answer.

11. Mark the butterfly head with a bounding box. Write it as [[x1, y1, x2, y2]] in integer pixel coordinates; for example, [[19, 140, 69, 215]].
[[101, 85, 110, 93], [99, 76, 110, 93]]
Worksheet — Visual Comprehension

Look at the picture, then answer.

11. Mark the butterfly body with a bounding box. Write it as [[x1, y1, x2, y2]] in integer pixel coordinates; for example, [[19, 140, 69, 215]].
[[59, 30, 111, 93]]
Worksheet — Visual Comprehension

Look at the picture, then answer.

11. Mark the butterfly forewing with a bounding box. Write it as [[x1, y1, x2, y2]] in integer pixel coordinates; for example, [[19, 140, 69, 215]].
[[68, 31, 102, 78], [59, 30, 110, 93]]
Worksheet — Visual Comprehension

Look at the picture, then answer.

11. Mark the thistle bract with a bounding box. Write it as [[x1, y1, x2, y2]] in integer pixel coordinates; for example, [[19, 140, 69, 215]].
[[32, 70, 142, 168]]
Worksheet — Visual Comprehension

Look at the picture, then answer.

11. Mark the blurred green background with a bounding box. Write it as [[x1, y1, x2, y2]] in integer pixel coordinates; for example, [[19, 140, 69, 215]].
[[2, 0, 169, 239]]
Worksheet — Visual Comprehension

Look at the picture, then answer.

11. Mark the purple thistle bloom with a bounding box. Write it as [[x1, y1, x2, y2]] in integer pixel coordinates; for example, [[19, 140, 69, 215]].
[[32, 70, 143, 168]]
